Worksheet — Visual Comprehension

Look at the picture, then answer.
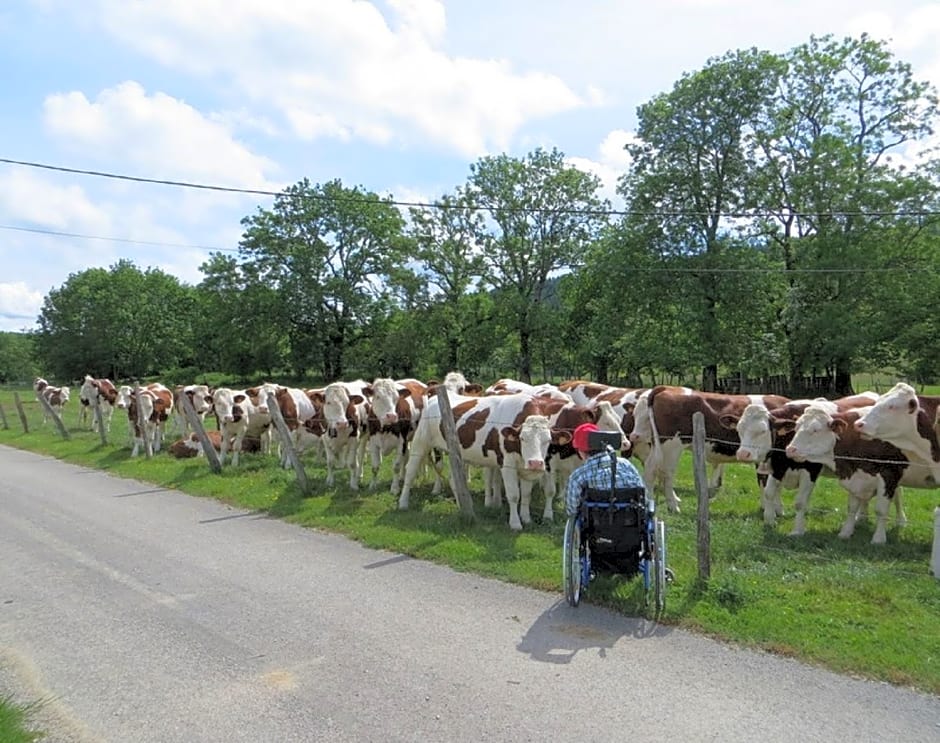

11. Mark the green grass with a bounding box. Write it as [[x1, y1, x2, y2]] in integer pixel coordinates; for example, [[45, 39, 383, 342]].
[[1, 389, 939, 696], [0, 695, 43, 743]]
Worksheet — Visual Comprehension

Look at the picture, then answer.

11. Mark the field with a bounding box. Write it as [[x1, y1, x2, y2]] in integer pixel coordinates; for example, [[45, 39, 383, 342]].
[[1, 387, 939, 696]]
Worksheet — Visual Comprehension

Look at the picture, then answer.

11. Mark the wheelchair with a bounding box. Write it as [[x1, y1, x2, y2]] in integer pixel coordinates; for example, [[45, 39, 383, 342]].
[[562, 431, 673, 614]]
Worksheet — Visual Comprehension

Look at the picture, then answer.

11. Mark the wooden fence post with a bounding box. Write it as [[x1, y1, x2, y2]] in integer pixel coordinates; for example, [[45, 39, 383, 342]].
[[266, 392, 309, 495], [0, 401, 8, 430], [36, 391, 70, 440], [12, 393, 29, 433], [435, 389, 475, 522], [133, 383, 153, 458], [90, 392, 107, 446], [178, 392, 222, 473], [691, 411, 710, 581]]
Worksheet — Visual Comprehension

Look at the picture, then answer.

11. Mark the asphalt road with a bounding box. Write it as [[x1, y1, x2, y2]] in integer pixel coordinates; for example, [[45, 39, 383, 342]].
[[0, 445, 938, 742]]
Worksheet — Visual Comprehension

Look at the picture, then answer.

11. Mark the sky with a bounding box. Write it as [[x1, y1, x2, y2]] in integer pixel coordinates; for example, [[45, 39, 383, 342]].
[[1, 0, 939, 332]]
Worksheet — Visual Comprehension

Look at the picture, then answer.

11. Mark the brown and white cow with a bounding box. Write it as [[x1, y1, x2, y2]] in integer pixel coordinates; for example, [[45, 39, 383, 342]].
[[33, 377, 70, 423], [311, 380, 371, 489], [852, 382, 940, 485], [398, 392, 580, 530], [78, 375, 118, 432], [210, 387, 269, 467], [114, 383, 174, 456], [268, 385, 322, 468], [726, 393, 881, 533], [485, 378, 572, 401], [362, 377, 428, 493], [426, 371, 484, 398], [785, 403, 920, 544], [243, 382, 282, 455], [172, 384, 214, 435], [168, 430, 262, 458], [630, 386, 790, 513]]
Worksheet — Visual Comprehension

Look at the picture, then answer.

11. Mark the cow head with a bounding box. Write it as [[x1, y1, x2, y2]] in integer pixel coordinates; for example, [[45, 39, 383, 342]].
[[115, 386, 134, 409], [366, 378, 404, 426], [731, 404, 772, 463], [501, 414, 553, 472], [213, 388, 248, 424], [785, 406, 840, 468]]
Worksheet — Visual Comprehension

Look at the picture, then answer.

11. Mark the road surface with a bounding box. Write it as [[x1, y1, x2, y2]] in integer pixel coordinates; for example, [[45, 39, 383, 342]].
[[0, 445, 937, 742]]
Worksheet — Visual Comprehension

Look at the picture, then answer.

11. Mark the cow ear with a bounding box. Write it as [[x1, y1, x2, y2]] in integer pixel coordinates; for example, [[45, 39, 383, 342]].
[[553, 430, 572, 445], [774, 420, 795, 436], [349, 394, 365, 405], [362, 386, 373, 397], [718, 414, 739, 430], [907, 399, 918, 414], [398, 388, 411, 399], [464, 383, 484, 395], [830, 418, 848, 435], [502, 426, 520, 442], [234, 394, 246, 404]]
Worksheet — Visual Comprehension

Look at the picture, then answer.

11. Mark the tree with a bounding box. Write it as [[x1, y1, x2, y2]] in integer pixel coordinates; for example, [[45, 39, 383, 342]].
[[466, 147, 608, 382], [0, 331, 37, 383], [34, 260, 197, 381], [236, 179, 411, 380], [622, 47, 786, 390]]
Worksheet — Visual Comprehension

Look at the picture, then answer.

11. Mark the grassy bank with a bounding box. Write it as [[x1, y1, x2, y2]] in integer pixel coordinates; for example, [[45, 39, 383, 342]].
[[1, 389, 938, 696]]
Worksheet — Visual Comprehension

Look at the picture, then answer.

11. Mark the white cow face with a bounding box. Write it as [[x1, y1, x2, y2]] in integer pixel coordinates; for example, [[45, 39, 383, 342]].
[[80, 375, 97, 404], [628, 393, 653, 446], [502, 415, 553, 473], [213, 388, 249, 424], [323, 383, 353, 433], [115, 386, 134, 409], [785, 407, 841, 467], [187, 384, 213, 416], [367, 378, 402, 426], [734, 404, 772, 463], [853, 383, 919, 445]]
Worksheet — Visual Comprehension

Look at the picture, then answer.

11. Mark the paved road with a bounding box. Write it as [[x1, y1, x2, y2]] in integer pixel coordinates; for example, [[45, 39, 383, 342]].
[[0, 445, 937, 742]]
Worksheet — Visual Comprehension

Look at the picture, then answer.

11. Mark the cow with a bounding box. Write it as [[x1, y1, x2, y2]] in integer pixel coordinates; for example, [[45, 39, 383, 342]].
[[311, 380, 371, 490], [114, 383, 174, 456], [78, 375, 118, 432], [426, 371, 484, 397], [630, 386, 790, 513], [172, 384, 214, 435], [725, 393, 880, 533], [852, 382, 940, 485], [33, 378, 70, 423], [211, 387, 271, 467], [268, 385, 321, 468], [361, 377, 428, 493], [397, 392, 582, 530], [167, 430, 262, 458], [785, 403, 921, 544], [243, 382, 283, 455], [485, 378, 572, 401]]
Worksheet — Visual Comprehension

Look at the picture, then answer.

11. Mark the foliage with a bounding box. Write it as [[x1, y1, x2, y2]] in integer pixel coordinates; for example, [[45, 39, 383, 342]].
[[0, 331, 37, 384], [0, 695, 44, 743]]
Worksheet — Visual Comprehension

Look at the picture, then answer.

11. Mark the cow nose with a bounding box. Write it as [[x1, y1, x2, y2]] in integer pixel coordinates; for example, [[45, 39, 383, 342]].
[[384, 413, 398, 424], [736, 449, 752, 462], [785, 445, 802, 461], [526, 459, 545, 471], [628, 432, 640, 443]]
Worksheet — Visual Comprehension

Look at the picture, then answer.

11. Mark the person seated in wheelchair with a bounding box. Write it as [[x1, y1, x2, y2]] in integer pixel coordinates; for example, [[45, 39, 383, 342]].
[[565, 422, 648, 574]]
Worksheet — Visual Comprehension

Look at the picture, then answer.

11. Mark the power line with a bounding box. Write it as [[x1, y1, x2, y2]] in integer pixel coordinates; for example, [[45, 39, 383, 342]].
[[2, 156, 937, 219], [0, 223, 234, 251]]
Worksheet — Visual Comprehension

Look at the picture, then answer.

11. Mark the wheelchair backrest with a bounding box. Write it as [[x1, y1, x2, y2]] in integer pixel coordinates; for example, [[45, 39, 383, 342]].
[[581, 486, 646, 506]]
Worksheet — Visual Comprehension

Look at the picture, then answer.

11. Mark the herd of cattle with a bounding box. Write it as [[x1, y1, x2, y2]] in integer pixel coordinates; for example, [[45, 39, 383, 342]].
[[28, 373, 940, 543]]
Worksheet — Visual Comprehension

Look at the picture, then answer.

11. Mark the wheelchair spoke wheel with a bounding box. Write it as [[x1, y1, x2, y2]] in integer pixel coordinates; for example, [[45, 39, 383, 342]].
[[653, 518, 667, 614], [563, 517, 584, 607]]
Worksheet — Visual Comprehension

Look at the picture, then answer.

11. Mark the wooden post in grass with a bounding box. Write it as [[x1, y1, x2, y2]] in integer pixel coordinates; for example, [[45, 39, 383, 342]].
[[435, 389, 475, 522], [0, 401, 8, 430], [36, 391, 70, 440], [133, 383, 153, 458], [692, 411, 710, 581], [12, 393, 28, 433], [90, 392, 107, 446], [178, 392, 222, 474], [266, 391, 309, 495]]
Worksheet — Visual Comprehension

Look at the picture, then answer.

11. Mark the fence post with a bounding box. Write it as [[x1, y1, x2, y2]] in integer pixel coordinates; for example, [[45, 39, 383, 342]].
[[0, 401, 8, 430], [13, 393, 29, 433], [178, 392, 222, 473], [266, 391, 309, 495], [435, 389, 475, 523], [692, 411, 710, 581], [36, 391, 70, 440], [932, 507, 940, 579], [134, 383, 153, 458], [90, 392, 107, 446]]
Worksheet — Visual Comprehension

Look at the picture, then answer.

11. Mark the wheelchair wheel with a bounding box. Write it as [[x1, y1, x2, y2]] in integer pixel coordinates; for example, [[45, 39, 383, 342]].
[[563, 517, 584, 607], [653, 518, 667, 614]]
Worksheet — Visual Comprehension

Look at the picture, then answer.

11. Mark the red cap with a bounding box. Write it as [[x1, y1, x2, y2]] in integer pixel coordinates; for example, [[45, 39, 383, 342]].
[[572, 422, 599, 453]]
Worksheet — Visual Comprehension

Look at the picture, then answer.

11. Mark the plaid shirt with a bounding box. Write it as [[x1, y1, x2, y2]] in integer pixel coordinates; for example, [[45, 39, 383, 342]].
[[565, 451, 645, 516]]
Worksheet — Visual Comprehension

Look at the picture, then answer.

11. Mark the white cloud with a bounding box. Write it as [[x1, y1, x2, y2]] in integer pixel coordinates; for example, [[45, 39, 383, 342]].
[[43, 81, 283, 191], [0, 282, 43, 332], [69, 0, 589, 158], [567, 130, 638, 206]]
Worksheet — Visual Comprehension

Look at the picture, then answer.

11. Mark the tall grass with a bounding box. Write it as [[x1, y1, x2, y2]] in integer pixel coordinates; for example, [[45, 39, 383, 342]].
[[1, 389, 938, 696], [0, 695, 43, 743]]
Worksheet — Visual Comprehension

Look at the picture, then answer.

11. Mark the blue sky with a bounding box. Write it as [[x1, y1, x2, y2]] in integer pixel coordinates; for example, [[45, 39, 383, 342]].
[[2, 0, 938, 331]]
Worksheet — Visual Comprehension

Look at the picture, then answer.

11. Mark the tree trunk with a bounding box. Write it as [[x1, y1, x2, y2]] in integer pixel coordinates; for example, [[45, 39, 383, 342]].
[[518, 330, 532, 384], [701, 364, 718, 393], [834, 361, 854, 396]]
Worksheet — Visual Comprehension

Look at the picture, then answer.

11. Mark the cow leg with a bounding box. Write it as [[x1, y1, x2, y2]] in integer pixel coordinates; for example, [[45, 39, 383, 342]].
[[762, 476, 783, 526], [540, 470, 556, 522], [398, 438, 432, 510], [231, 433, 244, 468], [871, 493, 891, 545], [708, 462, 724, 492], [367, 438, 382, 491], [789, 471, 817, 536], [893, 486, 908, 527], [658, 440, 684, 513], [501, 468, 524, 531], [389, 437, 409, 495], [518, 477, 536, 527], [484, 468, 501, 508]]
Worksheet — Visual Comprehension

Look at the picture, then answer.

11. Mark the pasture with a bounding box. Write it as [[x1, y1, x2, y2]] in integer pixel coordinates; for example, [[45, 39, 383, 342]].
[[0, 387, 939, 696]]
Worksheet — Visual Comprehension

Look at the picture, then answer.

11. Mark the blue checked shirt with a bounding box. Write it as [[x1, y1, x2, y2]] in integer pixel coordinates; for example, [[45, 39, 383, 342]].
[[565, 451, 646, 516]]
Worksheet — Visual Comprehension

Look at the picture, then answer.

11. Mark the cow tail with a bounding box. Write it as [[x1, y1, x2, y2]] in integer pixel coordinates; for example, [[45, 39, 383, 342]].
[[644, 387, 665, 485]]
